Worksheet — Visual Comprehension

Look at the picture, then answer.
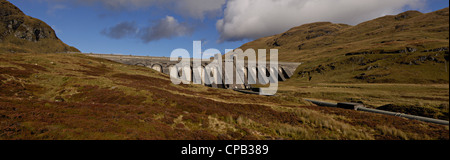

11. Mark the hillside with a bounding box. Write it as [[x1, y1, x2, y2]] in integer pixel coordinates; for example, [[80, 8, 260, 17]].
[[0, 53, 448, 140], [0, 1, 448, 140], [0, 0, 79, 53], [237, 8, 449, 84]]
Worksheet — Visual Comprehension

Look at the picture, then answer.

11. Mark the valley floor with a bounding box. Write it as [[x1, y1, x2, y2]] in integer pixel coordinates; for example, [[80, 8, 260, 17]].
[[278, 82, 449, 120], [0, 53, 448, 140]]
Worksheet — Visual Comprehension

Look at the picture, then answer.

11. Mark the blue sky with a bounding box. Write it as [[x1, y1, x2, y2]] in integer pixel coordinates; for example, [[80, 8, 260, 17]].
[[8, 0, 449, 57]]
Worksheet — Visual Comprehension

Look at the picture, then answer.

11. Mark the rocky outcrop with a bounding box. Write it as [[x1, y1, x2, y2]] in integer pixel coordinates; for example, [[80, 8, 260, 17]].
[[1, 0, 56, 41], [345, 47, 422, 56], [0, 0, 80, 53]]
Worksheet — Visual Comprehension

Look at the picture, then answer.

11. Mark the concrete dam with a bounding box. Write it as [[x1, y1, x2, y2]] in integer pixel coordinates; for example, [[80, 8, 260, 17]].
[[88, 54, 301, 90]]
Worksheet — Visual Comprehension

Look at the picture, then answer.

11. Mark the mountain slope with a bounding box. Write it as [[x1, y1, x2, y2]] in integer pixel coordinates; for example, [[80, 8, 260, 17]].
[[0, 0, 79, 53], [237, 8, 449, 83], [0, 53, 448, 140], [0, 1, 448, 140]]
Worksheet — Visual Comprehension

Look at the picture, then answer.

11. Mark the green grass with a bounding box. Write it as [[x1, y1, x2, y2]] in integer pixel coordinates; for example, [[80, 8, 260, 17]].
[[236, 8, 449, 84], [277, 82, 449, 120], [0, 36, 80, 53], [242, 8, 449, 123]]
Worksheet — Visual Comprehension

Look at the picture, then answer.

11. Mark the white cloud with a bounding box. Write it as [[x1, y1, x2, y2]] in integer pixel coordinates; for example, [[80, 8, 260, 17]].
[[216, 0, 426, 42], [75, 0, 226, 19], [101, 21, 139, 39], [140, 16, 194, 42], [45, 3, 67, 16], [76, 0, 162, 10], [174, 0, 226, 19], [100, 16, 194, 42]]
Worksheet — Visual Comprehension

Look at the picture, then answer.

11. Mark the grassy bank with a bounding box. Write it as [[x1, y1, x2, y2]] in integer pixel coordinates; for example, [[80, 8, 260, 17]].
[[0, 53, 448, 140]]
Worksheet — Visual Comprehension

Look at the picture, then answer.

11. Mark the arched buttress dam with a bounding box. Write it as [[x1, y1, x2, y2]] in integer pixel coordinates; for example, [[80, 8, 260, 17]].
[[88, 54, 301, 90]]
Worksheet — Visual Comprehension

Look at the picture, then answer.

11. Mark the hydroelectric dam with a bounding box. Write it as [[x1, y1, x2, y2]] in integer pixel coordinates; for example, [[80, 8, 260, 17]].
[[88, 54, 301, 90]]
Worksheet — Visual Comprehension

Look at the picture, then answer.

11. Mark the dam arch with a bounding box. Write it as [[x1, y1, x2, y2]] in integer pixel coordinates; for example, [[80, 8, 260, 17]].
[[87, 54, 301, 89]]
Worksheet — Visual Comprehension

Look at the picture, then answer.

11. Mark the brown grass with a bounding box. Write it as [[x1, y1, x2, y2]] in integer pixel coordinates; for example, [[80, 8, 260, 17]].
[[236, 8, 449, 84], [0, 53, 448, 140]]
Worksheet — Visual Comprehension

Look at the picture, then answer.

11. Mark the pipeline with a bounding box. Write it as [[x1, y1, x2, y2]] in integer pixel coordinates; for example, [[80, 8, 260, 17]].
[[305, 99, 449, 126], [235, 88, 278, 96]]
